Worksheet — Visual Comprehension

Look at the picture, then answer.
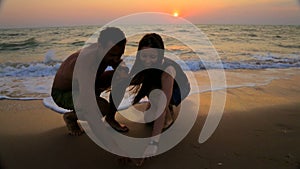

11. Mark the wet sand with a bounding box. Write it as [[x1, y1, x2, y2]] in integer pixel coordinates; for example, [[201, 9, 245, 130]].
[[0, 69, 300, 169]]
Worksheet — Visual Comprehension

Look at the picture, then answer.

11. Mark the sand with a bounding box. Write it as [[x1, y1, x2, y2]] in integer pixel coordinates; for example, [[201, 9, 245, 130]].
[[0, 68, 300, 169]]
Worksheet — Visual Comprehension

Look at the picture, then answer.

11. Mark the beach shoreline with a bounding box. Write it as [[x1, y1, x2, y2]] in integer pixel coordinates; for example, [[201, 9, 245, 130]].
[[1, 68, 300, 169]]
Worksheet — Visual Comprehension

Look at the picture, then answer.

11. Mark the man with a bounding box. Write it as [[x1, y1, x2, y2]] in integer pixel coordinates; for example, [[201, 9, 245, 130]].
[[51, 27, 129, 136]]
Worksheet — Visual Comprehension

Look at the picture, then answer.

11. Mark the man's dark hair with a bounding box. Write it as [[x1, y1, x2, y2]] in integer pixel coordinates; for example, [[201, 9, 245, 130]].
[[98, 27, 126, 47]]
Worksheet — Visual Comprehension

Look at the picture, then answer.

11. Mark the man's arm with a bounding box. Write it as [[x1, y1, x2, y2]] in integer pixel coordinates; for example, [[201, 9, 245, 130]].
[[52, 51, 79, 90]]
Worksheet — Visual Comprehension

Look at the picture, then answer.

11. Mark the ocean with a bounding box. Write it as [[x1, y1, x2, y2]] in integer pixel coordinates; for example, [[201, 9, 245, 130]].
[[0, 24, 299, 101]]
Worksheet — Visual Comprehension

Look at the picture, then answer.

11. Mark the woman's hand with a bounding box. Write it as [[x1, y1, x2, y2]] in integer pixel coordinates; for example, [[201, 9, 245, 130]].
[[144, 144, 158, 157], [135, 144, 158, 166]]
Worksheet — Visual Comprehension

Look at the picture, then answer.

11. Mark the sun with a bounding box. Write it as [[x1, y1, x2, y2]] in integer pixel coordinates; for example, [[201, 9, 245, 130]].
[[173, 12, 179, 17]]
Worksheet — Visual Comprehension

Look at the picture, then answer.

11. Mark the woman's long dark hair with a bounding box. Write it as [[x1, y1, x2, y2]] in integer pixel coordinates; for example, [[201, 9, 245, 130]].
[[130, 33, 165, 104]]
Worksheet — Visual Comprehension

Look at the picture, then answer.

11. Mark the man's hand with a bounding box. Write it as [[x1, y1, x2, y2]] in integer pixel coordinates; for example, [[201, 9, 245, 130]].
[[113, 61, 129, 84], [115, 68, 129, 79]]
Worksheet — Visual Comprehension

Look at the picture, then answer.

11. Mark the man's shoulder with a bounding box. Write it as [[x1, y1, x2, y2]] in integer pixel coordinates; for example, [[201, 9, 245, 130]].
[[63, 51, 80, 64]]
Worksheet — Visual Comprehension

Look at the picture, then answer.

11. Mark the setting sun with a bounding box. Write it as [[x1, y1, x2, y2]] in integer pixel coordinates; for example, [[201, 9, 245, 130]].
[[173, 12, 179, 17]]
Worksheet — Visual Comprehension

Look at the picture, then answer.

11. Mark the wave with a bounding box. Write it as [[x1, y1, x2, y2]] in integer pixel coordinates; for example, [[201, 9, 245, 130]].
[[0, 61, 61, 77], [277, 44, 300, 49], [273, 35, 282, 39], [0, 37, 39, 51], [219, 28, 230, 31], [248, 33, 258, 37], [179, 53, 300, 70], [0, 32, 27, 36], [241, 28, 257, 32], [1, 53, 299, 78], [0, 95, 40, 100], [153, 28, 165, 32], [127, 42, 138, 47], [71, 41, 85, 46], [178, 29, 190, 33]]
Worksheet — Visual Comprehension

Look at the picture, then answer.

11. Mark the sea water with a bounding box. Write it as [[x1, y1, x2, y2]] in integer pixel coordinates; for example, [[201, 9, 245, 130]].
[[0, 24, 299, 101]]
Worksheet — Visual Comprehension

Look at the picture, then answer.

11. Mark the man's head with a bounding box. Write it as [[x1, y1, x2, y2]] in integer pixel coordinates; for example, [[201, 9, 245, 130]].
[[98, 27, 127, 66], [98, 27, 126, 48]]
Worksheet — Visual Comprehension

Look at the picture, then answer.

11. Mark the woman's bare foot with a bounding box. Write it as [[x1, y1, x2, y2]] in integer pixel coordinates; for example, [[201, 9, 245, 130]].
[[63, 112, 84, 136]]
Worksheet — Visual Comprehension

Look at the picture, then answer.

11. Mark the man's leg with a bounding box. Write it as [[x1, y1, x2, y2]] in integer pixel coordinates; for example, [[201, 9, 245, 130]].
[[105, 92, 129, 132], [96, 97, 110, 117], [96, 71, 129, 132], [52, 88, 83, 136], [63, 111, 84, 136]]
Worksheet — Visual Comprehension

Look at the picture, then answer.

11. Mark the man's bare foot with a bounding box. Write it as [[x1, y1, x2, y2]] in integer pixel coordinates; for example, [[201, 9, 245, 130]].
[[105, 117, 129, 132], [63, 112, 84, 136]]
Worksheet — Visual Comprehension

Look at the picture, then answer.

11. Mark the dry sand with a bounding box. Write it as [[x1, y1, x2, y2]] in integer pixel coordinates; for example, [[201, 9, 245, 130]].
[[0, 69, 300, 169]]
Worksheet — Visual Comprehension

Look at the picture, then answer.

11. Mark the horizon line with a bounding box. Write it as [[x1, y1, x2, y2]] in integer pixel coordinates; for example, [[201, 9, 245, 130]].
[[1, 22, 299, 29]]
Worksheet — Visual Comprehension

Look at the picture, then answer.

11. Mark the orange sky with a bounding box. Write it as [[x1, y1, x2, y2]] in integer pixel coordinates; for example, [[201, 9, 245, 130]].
[[0, 0, 299, 27]]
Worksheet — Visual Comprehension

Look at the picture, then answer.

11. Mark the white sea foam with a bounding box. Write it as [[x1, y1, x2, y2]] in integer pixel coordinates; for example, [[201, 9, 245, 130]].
[[42, 97, 71, 114], [1, 53, 299, 78]]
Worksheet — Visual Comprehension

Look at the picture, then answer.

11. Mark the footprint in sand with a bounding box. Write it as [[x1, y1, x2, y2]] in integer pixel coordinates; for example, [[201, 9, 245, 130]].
[[275, 123, 294, 134]]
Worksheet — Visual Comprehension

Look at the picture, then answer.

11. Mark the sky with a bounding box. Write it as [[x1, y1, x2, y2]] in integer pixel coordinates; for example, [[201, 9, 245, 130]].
[[0, 0, 299, 28]]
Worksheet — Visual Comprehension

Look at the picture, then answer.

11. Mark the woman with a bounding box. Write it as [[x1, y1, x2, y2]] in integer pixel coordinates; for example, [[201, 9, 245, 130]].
[[130, 33, 190, 161]]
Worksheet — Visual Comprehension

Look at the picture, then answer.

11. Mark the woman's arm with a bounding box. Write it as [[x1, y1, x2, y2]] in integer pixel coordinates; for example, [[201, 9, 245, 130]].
[[139, 66, 177, 161], [151, 66, 176, 137]]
